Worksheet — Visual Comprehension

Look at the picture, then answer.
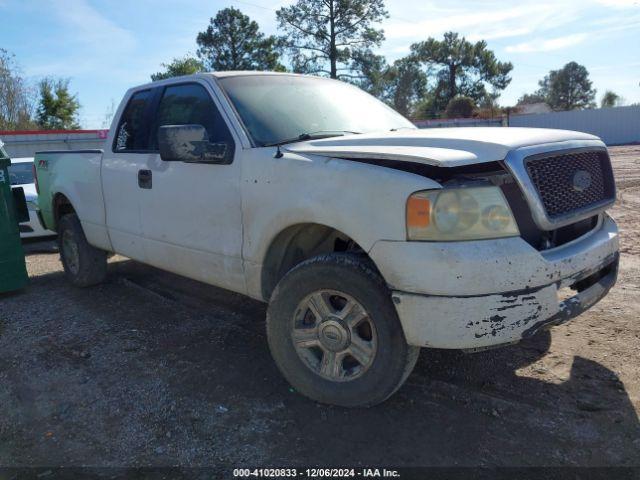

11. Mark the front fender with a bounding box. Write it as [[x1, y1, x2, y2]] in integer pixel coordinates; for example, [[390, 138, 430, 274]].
[[241, 149, 440, 298]]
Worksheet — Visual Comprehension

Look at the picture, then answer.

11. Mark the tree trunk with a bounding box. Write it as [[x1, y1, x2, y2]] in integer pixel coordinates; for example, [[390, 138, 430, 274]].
[[329, 0, 337, 79], [230, 31, 238, 70], [448, 64, 457, 100]]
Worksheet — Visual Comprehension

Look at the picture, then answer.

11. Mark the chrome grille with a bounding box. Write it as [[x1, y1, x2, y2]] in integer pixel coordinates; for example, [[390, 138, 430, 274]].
[[525, 149, 615, 219]]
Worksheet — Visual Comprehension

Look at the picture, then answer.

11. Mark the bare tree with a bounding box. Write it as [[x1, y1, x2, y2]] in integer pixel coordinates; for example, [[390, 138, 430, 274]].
[[101, 99, 118, 129], [0, 49, 37, 130]]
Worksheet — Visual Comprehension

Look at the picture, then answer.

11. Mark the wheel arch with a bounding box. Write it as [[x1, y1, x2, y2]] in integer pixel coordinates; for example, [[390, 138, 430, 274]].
[[52, 192, 76, 231], [259, 222, 379, 302]]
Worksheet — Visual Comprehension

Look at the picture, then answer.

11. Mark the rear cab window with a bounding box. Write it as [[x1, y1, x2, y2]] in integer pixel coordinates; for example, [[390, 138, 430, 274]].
[[113, 89, 153, 152]]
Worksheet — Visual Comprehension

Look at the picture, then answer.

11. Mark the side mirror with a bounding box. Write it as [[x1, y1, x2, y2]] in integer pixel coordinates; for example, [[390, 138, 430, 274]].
[[158, 124, 230, 164]]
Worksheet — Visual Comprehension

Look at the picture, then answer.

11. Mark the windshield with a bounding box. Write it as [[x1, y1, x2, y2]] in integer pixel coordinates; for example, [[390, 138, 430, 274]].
[[218, 75, 415, 147], [8, 162, 34, 185]]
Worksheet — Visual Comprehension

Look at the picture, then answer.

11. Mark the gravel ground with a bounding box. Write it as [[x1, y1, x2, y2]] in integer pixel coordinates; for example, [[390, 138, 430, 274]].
[[1, 146, 639, 469]]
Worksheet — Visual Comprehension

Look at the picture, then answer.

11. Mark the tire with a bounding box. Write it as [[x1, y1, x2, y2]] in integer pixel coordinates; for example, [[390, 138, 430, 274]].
[[266, 253, 420, 407], [58, 214, 108, 287]]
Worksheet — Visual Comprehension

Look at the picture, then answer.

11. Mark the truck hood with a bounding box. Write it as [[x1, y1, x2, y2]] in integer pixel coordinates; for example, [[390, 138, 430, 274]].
[[284, 127, 600, 167]]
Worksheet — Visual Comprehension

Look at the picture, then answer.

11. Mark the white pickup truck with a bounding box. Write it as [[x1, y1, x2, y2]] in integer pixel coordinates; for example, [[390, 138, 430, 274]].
[[35, 72, 619, 407]]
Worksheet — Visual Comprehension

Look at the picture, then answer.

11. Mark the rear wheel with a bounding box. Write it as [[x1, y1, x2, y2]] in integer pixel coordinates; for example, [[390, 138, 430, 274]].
[[267, 253, 419, 407], [58, 214, 107, 287]]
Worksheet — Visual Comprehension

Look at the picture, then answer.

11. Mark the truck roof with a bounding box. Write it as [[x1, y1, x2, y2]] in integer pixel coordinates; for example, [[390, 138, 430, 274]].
[[133, 71, 330, 92], [207, 71, 302, 78]]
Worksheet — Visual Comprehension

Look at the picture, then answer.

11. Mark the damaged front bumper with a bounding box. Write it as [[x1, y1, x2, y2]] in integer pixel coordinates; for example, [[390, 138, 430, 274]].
[[370, 214, 619, 350]]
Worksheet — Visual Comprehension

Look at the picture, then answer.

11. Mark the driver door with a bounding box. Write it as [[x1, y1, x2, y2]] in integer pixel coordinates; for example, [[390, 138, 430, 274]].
[[139, 81, 245, 294]]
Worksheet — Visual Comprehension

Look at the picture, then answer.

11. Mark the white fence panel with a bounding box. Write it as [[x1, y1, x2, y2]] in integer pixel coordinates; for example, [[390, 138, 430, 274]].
[[415, 118, 503, 128], [510, 105, 640, 146]]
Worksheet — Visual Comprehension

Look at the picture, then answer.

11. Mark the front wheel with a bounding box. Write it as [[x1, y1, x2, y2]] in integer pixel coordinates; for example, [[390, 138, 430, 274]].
[[58, 214, 108, 287], [266, 253, 419, 407]]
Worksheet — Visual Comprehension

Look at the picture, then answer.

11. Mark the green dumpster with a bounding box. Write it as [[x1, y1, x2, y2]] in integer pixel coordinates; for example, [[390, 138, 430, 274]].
[[0, 142, 29, 293]]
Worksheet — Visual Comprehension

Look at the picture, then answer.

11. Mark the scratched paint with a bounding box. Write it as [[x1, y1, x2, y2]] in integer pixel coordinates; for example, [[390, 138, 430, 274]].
[[392, 285, 558, 349], [392, 252, 618, 350]]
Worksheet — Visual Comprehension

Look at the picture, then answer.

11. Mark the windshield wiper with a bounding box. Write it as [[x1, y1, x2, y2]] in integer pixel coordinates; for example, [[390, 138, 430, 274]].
[[265, 130, 360, 147], [266, 130, 361, 158]]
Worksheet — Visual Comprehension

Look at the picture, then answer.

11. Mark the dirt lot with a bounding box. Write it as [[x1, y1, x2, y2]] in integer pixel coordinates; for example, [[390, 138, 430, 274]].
[[1, 146, 639, 470]]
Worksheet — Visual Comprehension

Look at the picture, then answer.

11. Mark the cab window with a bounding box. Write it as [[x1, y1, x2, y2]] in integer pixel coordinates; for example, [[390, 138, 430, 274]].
[[150, 83, 235, 161], [113, 89, 153, 152]]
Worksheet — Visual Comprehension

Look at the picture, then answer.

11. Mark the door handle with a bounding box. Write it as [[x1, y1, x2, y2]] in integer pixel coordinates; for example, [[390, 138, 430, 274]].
[[138, 169, 152, 189]]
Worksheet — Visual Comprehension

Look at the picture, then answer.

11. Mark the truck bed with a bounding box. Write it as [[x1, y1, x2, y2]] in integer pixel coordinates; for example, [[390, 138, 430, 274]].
[[35, 150, 109, 249]]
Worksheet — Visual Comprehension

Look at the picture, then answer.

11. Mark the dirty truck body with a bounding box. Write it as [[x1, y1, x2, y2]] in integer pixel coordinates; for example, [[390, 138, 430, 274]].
[[35, 72, 619, 406]]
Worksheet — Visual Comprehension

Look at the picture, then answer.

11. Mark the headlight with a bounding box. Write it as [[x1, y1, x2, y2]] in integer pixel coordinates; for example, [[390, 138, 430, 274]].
[[406, 186, 519, 241]]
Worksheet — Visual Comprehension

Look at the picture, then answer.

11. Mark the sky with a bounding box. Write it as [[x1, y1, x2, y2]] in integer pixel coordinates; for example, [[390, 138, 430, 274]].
[[1, 0, 638, 129]]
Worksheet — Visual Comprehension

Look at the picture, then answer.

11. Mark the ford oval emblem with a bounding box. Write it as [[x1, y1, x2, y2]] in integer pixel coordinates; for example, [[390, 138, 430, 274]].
[[572, 170, 592, 192], [325, 331, 339, 341]]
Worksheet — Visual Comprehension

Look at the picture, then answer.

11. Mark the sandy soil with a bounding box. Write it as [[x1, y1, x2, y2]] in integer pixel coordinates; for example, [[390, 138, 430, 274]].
[[0, 146, 639, 470]]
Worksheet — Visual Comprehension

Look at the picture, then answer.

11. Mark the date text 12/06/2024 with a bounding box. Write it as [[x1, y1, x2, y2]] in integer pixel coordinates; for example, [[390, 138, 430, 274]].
[[233, 468, 401, 478]]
